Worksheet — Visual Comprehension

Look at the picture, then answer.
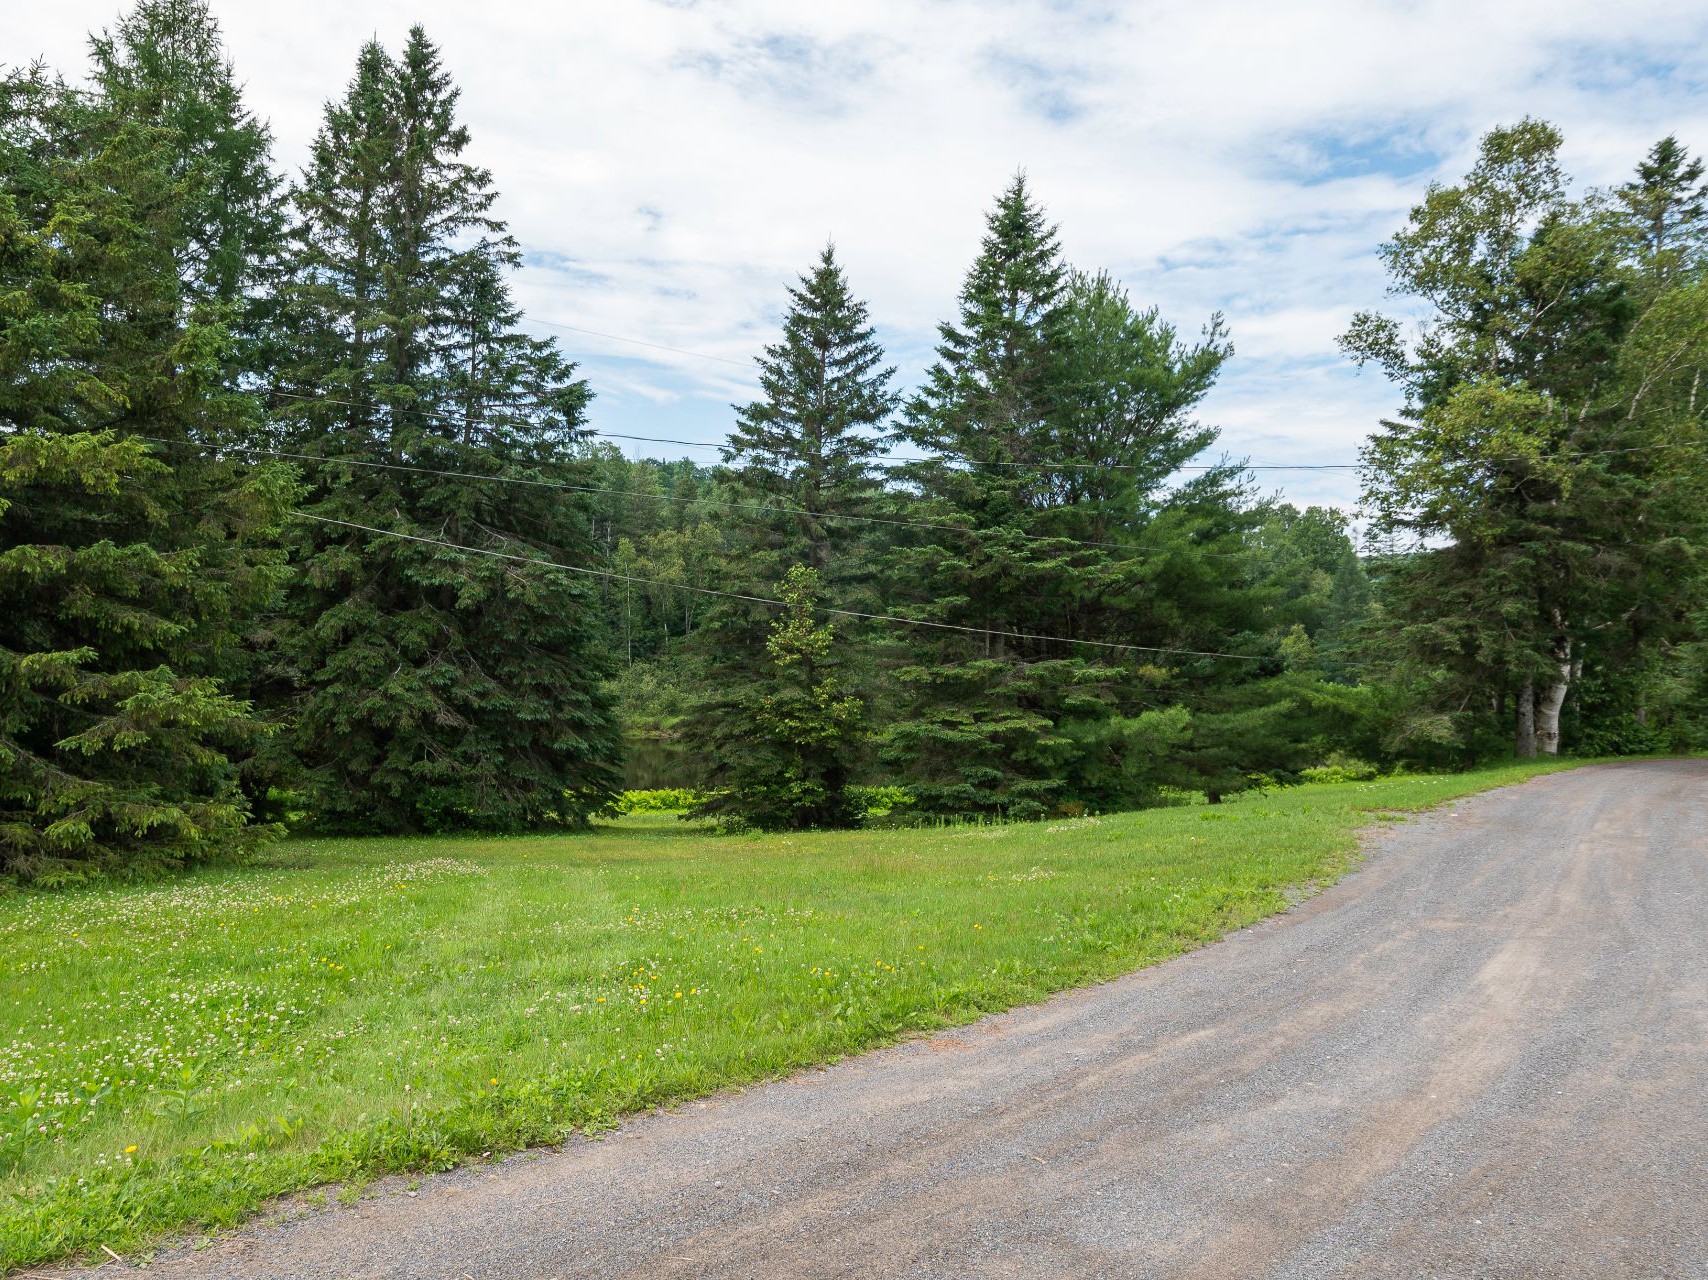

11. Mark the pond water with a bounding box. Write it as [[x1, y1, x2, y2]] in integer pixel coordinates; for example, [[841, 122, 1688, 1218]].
[[624, 735, 696, 789]]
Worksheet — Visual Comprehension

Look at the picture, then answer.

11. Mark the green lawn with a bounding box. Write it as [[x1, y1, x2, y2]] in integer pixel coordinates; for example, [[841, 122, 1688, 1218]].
[[0, 760, 1587, 1270]]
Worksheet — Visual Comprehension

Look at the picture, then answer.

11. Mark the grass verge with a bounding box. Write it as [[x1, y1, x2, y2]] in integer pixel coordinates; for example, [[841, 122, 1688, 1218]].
[[0, 759, 1589, 1270]]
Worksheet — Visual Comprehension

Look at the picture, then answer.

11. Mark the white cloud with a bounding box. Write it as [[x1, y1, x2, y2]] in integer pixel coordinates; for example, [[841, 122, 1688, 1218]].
[[11, 0, 1708, 506]]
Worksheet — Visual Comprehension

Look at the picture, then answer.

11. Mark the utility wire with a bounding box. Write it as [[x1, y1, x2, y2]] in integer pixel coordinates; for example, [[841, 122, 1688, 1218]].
[[257, 389, 1292, 473], [139, 434, 1265, 558], [257, 388, 1703, 476], [136, 432, 1705, 567], [291, 512, 1269, 662]]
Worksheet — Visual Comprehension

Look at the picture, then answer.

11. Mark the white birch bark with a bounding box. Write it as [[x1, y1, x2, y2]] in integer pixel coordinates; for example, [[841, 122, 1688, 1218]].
[[1536, 635, 1574, 756]]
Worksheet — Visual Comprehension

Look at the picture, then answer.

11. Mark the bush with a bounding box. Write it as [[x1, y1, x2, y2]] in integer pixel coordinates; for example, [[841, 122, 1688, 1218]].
[[610, 785, 914, 822], [1299, 753, 1381, 784], [847, 785, 914, 817], [611, 788, 702, 814], [1570, 715, 1667, 758]]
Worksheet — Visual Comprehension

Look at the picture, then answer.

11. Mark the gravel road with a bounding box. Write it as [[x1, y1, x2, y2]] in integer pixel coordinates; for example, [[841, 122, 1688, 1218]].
[[84, 760, 1708, 1279]]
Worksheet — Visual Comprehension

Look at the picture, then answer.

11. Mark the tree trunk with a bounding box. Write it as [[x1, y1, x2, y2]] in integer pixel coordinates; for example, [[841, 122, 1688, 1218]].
[[1536, 637, 1573, 756], [1515, 674, 1537, 759]]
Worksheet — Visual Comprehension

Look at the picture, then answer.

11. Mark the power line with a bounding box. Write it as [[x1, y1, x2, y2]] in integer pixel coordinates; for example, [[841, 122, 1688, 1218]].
[[256, 389, 1285, 473], [140, 434, 1266, 558], [256, 387, 1703, 476], [590, 427, 1324, 472], [135, 430, 1705, 569], [291, 511, 1269, 662]]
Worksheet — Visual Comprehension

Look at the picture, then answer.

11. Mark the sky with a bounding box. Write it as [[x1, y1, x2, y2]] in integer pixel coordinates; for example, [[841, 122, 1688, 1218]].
[[11, 0, 1708, 509]]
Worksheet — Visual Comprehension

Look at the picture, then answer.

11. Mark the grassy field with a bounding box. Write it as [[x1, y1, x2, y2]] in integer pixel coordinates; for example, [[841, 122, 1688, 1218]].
[[0, 760, 1589, 1270]]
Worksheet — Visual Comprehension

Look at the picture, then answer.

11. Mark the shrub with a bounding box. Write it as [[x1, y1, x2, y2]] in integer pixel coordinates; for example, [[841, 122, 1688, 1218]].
[[611, 788, 702, 814], [1299, 753, 1382, 784], [847, 785, 914, 817]]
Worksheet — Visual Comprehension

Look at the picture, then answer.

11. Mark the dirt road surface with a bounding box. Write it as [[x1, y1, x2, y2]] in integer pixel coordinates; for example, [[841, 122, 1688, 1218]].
[[77, 760, 1708, 1278]]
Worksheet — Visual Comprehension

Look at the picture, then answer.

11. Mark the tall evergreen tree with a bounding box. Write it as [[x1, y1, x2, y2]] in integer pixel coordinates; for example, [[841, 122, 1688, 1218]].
[[86, 0, 295, 813], [906, 174, 1066, 470], [0, 69, 289, 882], [272, 28, 619, 832], [723, 242, 897, 575], [1618, 135, 1708, 276], [88, 0, 286, 369], [677, 246, 896, 826], [881, 176, 1252, 817]]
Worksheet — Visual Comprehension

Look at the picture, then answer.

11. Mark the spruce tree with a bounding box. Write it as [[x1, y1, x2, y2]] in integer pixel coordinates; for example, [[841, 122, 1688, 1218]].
[[882, 176, 1250, 817], [0, 70, 289, 882], [677, 246, 896, 826], [86, 0, 295, 814], [89, 0, 287, 366], [273, 28, 619, 832], [1618, 136, 1708, 275], [687, 566, 865, 830], [723, 242, 897, 575]]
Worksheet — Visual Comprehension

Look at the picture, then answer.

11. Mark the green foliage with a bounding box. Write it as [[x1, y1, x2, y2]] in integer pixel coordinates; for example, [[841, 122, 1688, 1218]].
[[687, 566, 866, 830], [723, 241, 897, 577], [1345, 120, 1708, 759], [87, 0, 287, 353], [0, 760, 1589, 1269], [0, 61, 290, 883], [614, 784, 912, 818], [0, 431, 285, 883], [1298, 754, 1382, 784], [1617, 135, 1708, 277], [847, 784, 913, 816], [881, 173, 1299, 819], [271, 27, 620, 832], [5, 0, 1695, 877], [677, 248, 898, 827], [611, 788, 700, 814]]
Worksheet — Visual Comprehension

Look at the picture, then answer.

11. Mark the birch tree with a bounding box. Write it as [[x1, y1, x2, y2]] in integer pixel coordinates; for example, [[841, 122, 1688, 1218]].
[[1345, 120, 1702, 756]]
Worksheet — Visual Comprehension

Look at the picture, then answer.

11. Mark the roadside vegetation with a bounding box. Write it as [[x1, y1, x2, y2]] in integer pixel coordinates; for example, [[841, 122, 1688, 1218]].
[[2, 0, 1702, 1266], [0, 761, 1586, 1270], [6, 1, 1707, 888]]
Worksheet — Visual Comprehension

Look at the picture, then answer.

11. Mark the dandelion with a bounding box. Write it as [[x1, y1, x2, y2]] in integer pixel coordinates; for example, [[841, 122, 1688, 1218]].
[[124, 1144, 137, 1153]]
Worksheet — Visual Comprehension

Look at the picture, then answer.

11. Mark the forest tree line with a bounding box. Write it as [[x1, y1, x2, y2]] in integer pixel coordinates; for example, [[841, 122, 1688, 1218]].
[[3, 0, 1706, 882]]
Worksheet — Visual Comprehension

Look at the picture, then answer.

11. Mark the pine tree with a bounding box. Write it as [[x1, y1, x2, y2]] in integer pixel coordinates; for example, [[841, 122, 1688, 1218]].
[[1, 70, 289, 882], [273, 28, 619, 832], [276, 38, 392, 436], [906, 174, 1066, 469], [85, 0, 296, 814], [1618, 135, 1708, 275]]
